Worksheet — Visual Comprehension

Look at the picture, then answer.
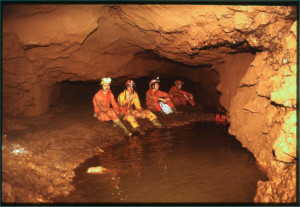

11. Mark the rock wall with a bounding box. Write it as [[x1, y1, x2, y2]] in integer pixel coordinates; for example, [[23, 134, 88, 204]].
[[216, 52, 256, 111], [229, 22, 297, 203], [2, 4, 297, 203]]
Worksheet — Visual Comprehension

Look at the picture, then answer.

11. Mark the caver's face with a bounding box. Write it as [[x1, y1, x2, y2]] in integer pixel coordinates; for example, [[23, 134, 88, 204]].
[[127, 85, 134, 94], [102, 83, 110, 94], [177, 84, 182, 90], [153, 83, 159, 91]]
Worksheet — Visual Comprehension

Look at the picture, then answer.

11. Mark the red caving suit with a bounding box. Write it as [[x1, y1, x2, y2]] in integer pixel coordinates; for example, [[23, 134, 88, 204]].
[[168, 86, 197, 107], [146, 88, 175, 112]]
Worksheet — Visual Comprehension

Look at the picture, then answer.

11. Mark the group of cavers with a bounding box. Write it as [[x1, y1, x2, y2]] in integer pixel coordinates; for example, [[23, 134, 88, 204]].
[[93, 77, 197, 137]]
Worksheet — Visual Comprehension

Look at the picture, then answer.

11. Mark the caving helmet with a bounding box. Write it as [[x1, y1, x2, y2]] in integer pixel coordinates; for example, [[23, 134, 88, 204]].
[[100, 77, 111, 85], [149, 77, 160, 87], [174, 80, 184, 86], [125, 80, 136, 88]]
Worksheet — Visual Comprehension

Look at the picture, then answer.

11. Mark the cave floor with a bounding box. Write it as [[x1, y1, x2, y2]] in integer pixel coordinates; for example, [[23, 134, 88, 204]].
[[1, 95, 214, 203]]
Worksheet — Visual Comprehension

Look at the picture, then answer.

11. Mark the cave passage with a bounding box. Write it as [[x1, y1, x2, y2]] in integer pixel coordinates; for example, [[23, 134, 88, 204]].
[[53, 122, 268, 203], [49, 80, 268, 203], [2, 4, 297, 204]]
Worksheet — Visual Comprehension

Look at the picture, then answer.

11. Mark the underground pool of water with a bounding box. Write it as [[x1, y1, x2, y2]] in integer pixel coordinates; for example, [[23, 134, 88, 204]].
[[54, 122, 268, 204]]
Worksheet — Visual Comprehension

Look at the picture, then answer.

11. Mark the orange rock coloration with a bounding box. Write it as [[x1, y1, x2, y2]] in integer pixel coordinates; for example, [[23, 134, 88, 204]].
[[2, 5, 297, 203]]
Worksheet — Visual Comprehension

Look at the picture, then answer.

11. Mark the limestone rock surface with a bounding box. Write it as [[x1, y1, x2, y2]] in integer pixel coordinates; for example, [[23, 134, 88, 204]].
[[2, 4, 297, 203], [228, 20, 297, 203]]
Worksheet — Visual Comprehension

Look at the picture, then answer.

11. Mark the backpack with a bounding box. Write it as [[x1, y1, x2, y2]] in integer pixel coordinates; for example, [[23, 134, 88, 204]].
[[159, 102, 173, 114]]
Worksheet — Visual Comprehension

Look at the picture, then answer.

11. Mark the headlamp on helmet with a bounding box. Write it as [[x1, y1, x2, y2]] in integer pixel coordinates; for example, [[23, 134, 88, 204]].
[[125, 80, 136, 88], [149, 77, 160, 86], [100, 77, 111, 85], [175, 80, 184, 86]]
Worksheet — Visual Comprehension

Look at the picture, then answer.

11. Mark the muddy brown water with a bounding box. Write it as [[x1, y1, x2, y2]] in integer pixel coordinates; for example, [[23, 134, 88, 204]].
[[54, 122, 268, 204]]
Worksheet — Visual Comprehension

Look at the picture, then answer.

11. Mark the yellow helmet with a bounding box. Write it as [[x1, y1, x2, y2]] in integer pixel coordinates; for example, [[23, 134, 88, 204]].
[[100, 77, 111, 85]]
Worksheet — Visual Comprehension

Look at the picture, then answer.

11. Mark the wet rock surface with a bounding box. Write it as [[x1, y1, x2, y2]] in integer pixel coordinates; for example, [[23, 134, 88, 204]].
[[2, 103, 213, 203], [2, 4, 298, 204], [254, 164, 297, 203]]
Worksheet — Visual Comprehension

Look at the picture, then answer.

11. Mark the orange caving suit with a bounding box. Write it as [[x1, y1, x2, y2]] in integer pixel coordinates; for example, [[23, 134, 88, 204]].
[[168, 86, 197, 107], [93, 89, 120, 121], [118, 90, 157, 129], [146, 88, 175, 112]]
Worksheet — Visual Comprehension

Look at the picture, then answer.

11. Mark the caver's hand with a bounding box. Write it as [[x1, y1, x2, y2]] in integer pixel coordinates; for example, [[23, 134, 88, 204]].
[[159, 98, 167, 103]]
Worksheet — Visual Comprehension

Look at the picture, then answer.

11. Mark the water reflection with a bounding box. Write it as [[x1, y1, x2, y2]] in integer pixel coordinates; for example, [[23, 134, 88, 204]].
[[100, 130, 175, 201], [55, 122, 268, 203], [149, 130, 172, 173], [124, 136, 143, 179], [97, 136, 142, 201]]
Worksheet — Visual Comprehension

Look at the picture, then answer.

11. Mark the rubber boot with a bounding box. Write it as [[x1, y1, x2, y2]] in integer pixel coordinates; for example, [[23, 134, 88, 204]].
[[136, 126, 146, 135], [113, 118, 132, 137], [151, 119, 163, 128]]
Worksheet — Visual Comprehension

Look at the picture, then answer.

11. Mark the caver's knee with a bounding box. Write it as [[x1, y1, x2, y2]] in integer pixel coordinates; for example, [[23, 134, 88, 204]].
[[124, 115, 139, 128], [124, 115, 135, 122], [145, 110, 157, 121], [143, 109, 151, 115], [107, 110, 118, 120]]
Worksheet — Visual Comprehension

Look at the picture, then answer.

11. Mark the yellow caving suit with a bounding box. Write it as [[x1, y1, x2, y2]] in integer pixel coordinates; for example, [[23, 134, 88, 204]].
[[118, 90, 157, 129]]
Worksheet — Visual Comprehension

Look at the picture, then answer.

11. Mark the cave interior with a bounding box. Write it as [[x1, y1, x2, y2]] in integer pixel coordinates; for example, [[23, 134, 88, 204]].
[[1, 4, 298, 204]]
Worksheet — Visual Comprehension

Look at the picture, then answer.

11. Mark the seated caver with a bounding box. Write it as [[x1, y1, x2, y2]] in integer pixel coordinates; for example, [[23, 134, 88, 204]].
[[118, 80, 163, 134], [168, 80, 197, 107], [93, 77, 132, 137], [145, 77, 178, 115]]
